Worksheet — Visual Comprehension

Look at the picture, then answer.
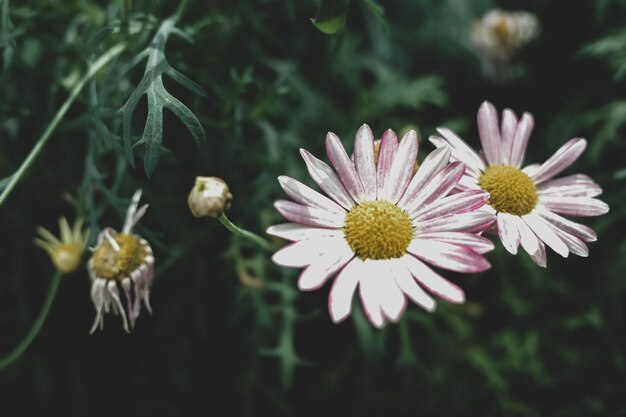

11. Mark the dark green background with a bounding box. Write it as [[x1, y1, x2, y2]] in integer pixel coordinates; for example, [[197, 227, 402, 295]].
[[0, 0, 625, 416]]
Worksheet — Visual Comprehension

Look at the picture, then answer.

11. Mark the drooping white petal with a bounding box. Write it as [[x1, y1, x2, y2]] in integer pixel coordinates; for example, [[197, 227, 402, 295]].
[[274, 200, 345, 228], [540, 196, 609, 217], [496, 212, 521, 255], [300, 148, 354, 210], [522, 212, 569, 258], [509, 112, 534, 168], [328, 257, 361, 323], [416, 232, 495, 254], [477, 101, 501, 165], [266, 223, 343, 241], [398, 146, 451, 209], [326, 132, 366, 202], [407, 239, 491, 273], [403, 255, 464, 304], [353, 124, 377, 200], [107, 281, 129, 333], [278, 176, 345, 215], [531, 138, 587, 185], [383, 130, 419, 203]]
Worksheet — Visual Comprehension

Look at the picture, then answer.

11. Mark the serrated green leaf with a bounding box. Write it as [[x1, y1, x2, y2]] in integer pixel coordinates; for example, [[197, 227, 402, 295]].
[[311, 0, 349, 35]]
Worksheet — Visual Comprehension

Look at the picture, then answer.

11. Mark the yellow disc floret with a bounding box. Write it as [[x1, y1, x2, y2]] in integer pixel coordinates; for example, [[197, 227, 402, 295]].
[[92, 233, 145, 280], [343, 200, 414, 260], [478, 165, 538, 215]]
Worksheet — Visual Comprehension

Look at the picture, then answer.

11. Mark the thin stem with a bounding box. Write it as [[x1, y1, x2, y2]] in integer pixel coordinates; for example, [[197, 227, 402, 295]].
[[0, 43, 126, 208], [0, 271, 62, 369], [218, 213, 273, 251]]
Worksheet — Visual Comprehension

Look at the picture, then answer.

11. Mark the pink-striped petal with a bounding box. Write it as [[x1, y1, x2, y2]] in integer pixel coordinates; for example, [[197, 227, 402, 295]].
[[537, 174, 602, 198], [354, 124, 377, 200], [550, 226, 589, 257], [328, 258, 361, 323], [402, 255, 464, 303], [395, 257, 437, 311], [383, 130, 418, 203], [531, 138, 587, 185], [515, 216, 546, 267], [433, 128, 486, 175], [477, 101, 502, 165], [496, 212, 521, 255], [413, 189, 490, 222], [417, 210, 496, 234], [278, 176, 345, 215], [272, 237, 345, 267], [540, 196, 609, 217], [275, 200, 345, 228], [266, 223, 343, 241], [326, 132, 366, 202], [455, 174, 480, 191], [405, 161, 466, 215], [298, 241, 354, 290], [300, 149, 354, 210], [376, 129, 399, 198], [398, 146, 451, 209], [509, 112, 534, 168], [416, 232, 495, 254], [534, 206, 597, 242], [407, 239, 491, 273], [522, 212, 569, 257], [500, 108, 518, 165]]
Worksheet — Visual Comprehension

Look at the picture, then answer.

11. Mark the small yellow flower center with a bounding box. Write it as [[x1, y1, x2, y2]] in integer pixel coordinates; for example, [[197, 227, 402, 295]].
[[92, 233, 145, 280], [494, 17, 512, 47], [478, 165, 538, 215], [343, 200, 414, 260]]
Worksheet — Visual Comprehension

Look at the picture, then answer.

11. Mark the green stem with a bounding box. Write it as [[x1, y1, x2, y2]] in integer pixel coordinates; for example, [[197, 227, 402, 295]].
[[0, 271, 62, 369], [174, 0, 190, 21], [0, 43, 126, 208], [219, 213, 273, 251]]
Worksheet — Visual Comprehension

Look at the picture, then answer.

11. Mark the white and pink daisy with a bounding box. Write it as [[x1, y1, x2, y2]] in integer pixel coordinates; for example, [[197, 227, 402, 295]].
[[267, 125, 496, 328], [430, 101, 609, 267]]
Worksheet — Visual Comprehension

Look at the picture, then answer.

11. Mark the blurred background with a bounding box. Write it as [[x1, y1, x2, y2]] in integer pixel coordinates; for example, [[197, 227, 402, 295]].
[[0, 0, 625, 415]]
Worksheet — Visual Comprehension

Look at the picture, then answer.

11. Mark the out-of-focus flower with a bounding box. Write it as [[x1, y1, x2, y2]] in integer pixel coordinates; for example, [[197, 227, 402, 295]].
[[35, 217, 89, 274], [430, 101, 609, 267], [188, 176, 233, 218], [268, 125, 495, 328], [87, 190, 154, 333], [471, 9, 539, 78]]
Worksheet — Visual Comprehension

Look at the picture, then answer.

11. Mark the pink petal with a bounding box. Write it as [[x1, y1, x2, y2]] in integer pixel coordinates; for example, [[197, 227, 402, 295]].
[[298, 241, 354, 290], [326, 132, 366, 202], [328, 258, 361, 323], [500, 108, 518, 165], [413, 189, 489, 221], [266, 223, 343, 241], [432, 128, 486, 175], [407, 238, 491, 273], [398, 146, 451, 209], [522, 212, 569, 257], [300, 149, 354, 210], [515, 216, 547, 267], [402, 255, 464, 303], [383, 130, 418, 203], [354, 124, 377, 200], [417, 210, 496, 234], [531, 138, 587, 185], [509, 112, 534, 168], [534, 206, 597, 242], [540, 196, 609, 217], [394, 257, 437, 311], [278, 176, 345, 215], [404, 161, 466, 215], [274, 200, 345, 228], [537, 174, 602, 198], [416, 232, 495, 254], [477, 101, 502, 165], [376, 129, 399, 198], [496, 213, 521, 255]]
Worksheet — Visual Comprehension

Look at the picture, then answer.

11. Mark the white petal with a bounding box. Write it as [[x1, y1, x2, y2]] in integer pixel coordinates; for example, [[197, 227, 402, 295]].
[[550, 227, 589, 257], [433, 128, 486, 173], [477, 101, 501, 165], [398, 147, 451, 209], [266, 223, 343, 241], [496, 213, 521, 255], [395, 256, 437, 311], [272, 237, 345, 268], [275, 200, 345, 228], [328, 258, 361, 324], [326, 132, 366, 202], [376, 129, 399, 198], [534, 206, 597, 242], [416, 232, 495, 254], [357, 260, 387, 328], [300, 148, 354, 210], [403, 255, 465, 303], [538, 174, 602, 198], [278, 176, 345, 216], [514, 216, 547, 267], [509, 112, 534, 168], [522, 212, 569, 258], [412, 189, 489, 222], [531, 138, 587, 185], [407, 239, 491, 273], [404, 161, 466, 216], [354, 124, 377, 200], [383, 130, 418, 203], [417, 210, 496, 234], [540, 196, 609, 217], [298, 240, 354, 290], [500, 108, 518, 165]]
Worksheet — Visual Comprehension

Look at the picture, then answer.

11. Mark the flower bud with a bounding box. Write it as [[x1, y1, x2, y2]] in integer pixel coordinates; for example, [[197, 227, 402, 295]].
[[35, 217, 89, 274], [188, 176, 233, 218]]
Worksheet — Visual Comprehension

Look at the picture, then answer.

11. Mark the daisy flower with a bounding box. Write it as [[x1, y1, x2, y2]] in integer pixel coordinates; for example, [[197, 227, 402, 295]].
[[430, 101, 609, 267], [87, 189, 155, 333], [267, 125, 495, 328]]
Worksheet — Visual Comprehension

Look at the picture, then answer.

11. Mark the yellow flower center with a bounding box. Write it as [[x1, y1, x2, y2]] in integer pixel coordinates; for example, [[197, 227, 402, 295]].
[[494, 17, 512, 47], [343, 200, 414, 260], [478, 165, 538, 215], [92, 233, 145, 280]]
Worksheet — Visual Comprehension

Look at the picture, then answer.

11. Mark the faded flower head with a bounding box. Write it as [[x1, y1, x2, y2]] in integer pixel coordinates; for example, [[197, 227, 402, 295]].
[[87, 189, 155, 333], [268, 125, 495, 329], [35, 217, 89, 274], [430, 101, 609, 267], [188, 176, 233, 218]]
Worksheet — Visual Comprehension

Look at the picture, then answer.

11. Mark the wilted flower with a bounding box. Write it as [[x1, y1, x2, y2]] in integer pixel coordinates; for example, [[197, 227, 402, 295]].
[[188, 176, 233, 218], [471, 9, 539, 78], [268, 125, 495, 328], [87, 190, 155, 333], [35, 217, 89, 274], [430, 101, 609, 267]]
